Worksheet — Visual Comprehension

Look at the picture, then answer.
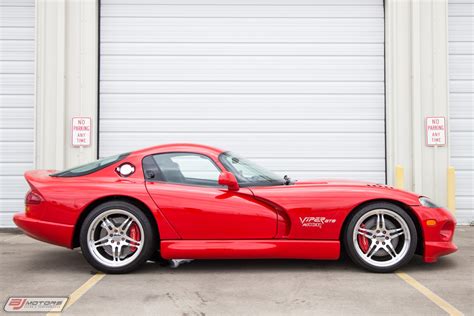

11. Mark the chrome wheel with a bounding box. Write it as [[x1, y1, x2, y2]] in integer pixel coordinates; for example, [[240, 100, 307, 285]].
[[87, 209, 145, 268], [352, 209, 410, 268]]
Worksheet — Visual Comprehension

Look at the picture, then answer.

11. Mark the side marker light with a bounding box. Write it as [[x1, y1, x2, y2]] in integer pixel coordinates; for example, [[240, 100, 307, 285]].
[[426, 219, 437, 226]]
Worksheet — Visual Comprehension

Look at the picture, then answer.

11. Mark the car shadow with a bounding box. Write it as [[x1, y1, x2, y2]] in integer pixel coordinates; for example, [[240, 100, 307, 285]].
[[141, 257, 360, 274], [17, 246, 459, 275], [137, 253, 460, 275]]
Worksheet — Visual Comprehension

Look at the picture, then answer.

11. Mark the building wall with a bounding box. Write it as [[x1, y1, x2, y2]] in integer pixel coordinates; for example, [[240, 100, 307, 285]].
[[448, 0, 474, 224], [0, 0, 471, 226], [0, 0, 35, 227], [385, 0, 450, 209]]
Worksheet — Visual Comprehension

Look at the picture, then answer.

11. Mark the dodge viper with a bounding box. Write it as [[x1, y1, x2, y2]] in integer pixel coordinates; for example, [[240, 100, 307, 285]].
[[13, 143, 457, 273]]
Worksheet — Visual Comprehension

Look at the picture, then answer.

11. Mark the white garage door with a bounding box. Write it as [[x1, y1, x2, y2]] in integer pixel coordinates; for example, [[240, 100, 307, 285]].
[[99, 0, 386, 184], [449, 0, 474, 224], [0, 0, 35, 227]]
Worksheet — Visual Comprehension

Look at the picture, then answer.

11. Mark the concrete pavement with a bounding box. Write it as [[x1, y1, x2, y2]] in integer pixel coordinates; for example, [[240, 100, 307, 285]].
[[1, 227, 472, 315]]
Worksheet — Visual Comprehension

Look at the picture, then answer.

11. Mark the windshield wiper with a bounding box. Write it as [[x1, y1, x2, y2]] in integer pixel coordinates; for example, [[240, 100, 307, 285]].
[[283, 175, 292, 185]]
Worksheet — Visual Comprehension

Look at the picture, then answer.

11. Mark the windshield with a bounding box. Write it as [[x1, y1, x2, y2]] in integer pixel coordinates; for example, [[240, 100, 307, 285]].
[[219, 152, 284, 187], [50, 152, 129, 177]]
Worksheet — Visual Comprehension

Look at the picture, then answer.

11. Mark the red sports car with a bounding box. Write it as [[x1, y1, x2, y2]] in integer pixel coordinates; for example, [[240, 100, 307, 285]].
[[14, 144, 457, 273]]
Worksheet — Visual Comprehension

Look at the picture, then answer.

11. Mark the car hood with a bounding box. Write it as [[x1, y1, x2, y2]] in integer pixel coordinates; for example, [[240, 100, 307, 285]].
[[294, 179, 372, 187], [293, 179, 418, 198], [250, 178, 421, 207]]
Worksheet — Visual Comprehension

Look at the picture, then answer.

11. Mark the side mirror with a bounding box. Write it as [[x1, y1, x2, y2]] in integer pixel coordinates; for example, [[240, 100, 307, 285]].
[[218, 171, 239, 191]]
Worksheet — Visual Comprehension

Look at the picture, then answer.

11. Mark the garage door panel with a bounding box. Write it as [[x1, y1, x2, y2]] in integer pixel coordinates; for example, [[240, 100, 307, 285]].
[[0, 27, 34, 40], [0, 205, 21, 227], [100, 132, 384, 158], [0, 7, 34, 27], [450, 132, 474, 157], [0, 108, 34, 128], [281, 171, 385, 183], [100, 94, 384, 120], [0, 18, 34, 28], [0, 162, 33, 176], [449, 17, 474, 42], [0, 61, 34, 74], [0, 0, 34, 227], [456, 196, 474, 212], [100, 0, 385, 188], [449, 42, 474, 55], [101, 43, 384, 57], [101, 56, 384, 81], [101, 81, 384, 95], [449, 94, 474, 118], [0, 142, 33, 163], [0, 176, 29, 199], [252, 158, 385, 172], [450, 118, 474, 132], [0, 95, 33, 108], [0, 212, 16, 227], [450, 157, 474, 171], [0, 74, 34, 94], [102, 5, 383, 18], [0, 0, 34, 5], [449, 80, 474, 93], [101, 18, 383, 43], [0, 40, 34, 61], [456, 171, 474, 196], [0, 129, 33, 142], [101, 119, 384, 133], [449, 56, 474, 80], [102, 0, 382, 4], [448, 3, 474, 16], [449, 0, 474, 224], [0, 51, 33, 62]]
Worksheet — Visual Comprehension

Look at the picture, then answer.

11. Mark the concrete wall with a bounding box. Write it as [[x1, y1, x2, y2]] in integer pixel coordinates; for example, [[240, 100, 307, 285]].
[[35, 0, 98, 170], [385, 0, 450, 205]]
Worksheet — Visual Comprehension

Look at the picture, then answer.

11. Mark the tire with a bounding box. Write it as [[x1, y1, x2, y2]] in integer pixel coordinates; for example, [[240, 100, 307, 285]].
[[343, 202, 417, 273], [80, 201, 157, 274]]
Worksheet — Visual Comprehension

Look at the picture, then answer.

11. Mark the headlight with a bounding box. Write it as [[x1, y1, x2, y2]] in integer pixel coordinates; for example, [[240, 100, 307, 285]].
[[419, 196, 440, 208]]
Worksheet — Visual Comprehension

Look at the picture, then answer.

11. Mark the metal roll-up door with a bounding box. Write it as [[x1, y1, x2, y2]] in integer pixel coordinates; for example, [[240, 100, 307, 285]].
[[449, 0, 474, 224], [99, 0, 386, 184], [0, 0, 35, 227]]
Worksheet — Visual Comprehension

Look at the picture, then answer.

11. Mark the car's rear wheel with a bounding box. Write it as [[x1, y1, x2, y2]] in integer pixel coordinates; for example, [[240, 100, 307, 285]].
[[80, 201, 156, 274], [344, 202, 417, 272]]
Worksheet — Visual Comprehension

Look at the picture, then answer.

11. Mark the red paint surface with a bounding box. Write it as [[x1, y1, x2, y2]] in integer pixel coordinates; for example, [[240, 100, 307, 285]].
[[161, 240, 340, 260], [13, 143, 457, 263]]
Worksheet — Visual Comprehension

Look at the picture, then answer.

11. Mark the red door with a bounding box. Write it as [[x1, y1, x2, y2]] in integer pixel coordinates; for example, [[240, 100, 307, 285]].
[[143, 152, 277, 240], [146, 182, 277, 239]]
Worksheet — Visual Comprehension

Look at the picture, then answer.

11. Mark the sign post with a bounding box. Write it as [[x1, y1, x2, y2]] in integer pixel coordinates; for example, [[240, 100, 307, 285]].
[[425, 117, 446, 147], [72, 117, 91, 147]]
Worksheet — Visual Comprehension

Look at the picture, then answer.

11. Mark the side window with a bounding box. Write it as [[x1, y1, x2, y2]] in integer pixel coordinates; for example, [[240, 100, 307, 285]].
[[150, 153, 221, 186]]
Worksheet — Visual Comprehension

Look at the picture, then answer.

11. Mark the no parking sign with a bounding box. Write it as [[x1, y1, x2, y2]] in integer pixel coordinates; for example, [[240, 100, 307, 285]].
[[425, 117, 446, 146], [72, 117, 91, 147]]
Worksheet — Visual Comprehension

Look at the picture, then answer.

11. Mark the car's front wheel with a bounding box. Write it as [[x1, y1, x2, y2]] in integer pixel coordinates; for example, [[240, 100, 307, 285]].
[[344, 202, 417, 272], [80, 201, 156, 274]]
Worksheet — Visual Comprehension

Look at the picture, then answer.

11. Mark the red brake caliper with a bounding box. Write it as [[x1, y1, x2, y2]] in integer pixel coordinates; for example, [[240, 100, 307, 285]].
[[358, 223, 369, 253], [129, 223, 140, 252]]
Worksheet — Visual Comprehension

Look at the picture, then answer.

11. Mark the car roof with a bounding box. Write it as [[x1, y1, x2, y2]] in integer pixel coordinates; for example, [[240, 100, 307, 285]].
[[131, 143, 225, 157]]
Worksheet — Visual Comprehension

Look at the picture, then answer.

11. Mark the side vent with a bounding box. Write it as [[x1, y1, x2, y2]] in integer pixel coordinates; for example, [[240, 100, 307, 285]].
[[367, 184, 394, 190]]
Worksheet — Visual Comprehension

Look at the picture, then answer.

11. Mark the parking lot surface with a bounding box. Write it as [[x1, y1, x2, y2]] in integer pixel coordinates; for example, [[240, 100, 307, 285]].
[[1, 227, 473, 315]]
